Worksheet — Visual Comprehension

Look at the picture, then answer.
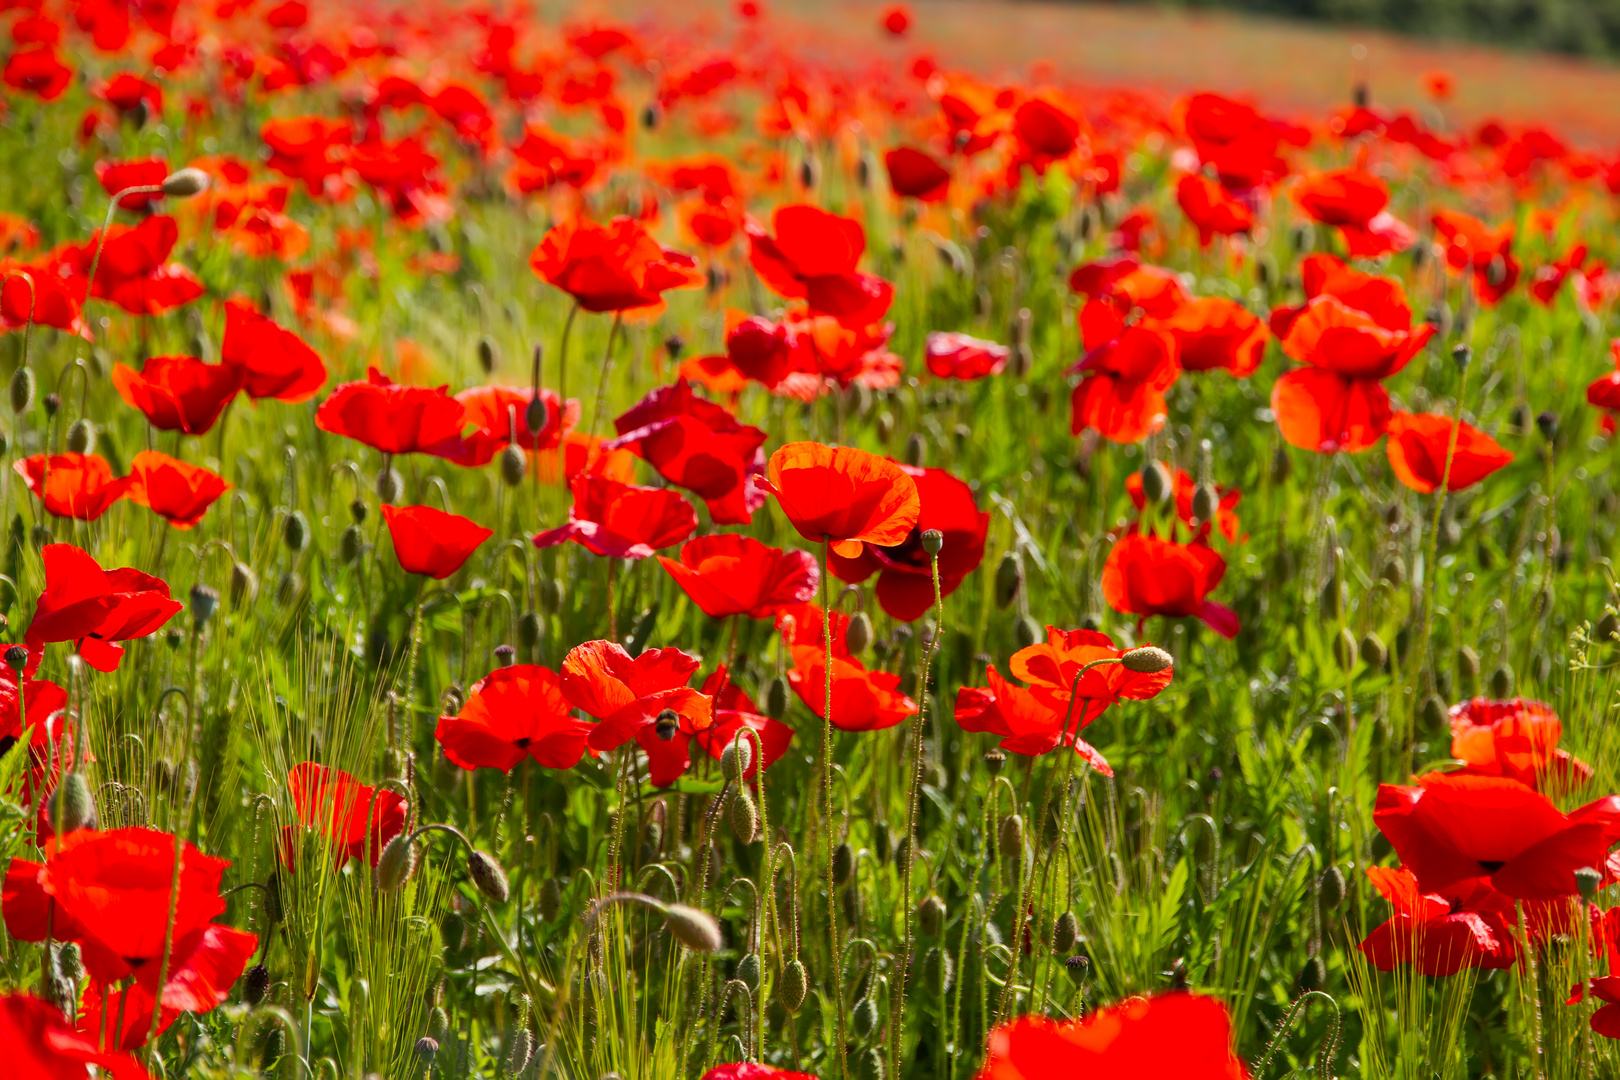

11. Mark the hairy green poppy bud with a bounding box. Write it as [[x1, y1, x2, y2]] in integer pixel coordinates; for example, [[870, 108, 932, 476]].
[[1333, 627, 1356, 670], [904, 431, 926, 467], [49, 771, 95, 834], [856, 1047, 884, 1080], [506, 1029, 535, 1075], [537, 876, 562, 922], [190, 584, 219, 631], [349, 497, 367, 524], [41, 392, 59, 418], [736, 951, 761, 992], [1489, 665, 1514, 699], [339, 524, 363, 564], [918, 894, 945, 937], [730, 788, 758, 844], [851, 994, 878, 1038], [1420, 694, 1446, 730], [1064, 954, 1090, 987], [764, 675, 790, 719], [845, 611, 873, 654], [999, 813, 1024, 859], [440, 909, 467, 952], [1014, 614, 1042, 650], [779, 959, 808, 1012], [283, 510, 308, 552], [477, 337, 498, 374], [426, 1005, 449, 1040], [1121, 645, 1173, 673], [923, 945, 954, 994], [1139, 460, 1171, 504], [499, 443, 527, 486], [376, 468, 404, 504], [1319, 866, 1346, 912], [1536, 410, 1558, 442], [64, 418, 95, 455], [376, 831, 417, 891], [9, 367, 35, 415], [1455, 645, 1481, 683], [663, 903, 723, 951], [832, 841, 854, 886], [56, 942, 82, 984], [1359, 632, 1388, 669], [243, 962, 271, 1005], [1296, 955, 1326, 993], [518, 611, 543, 649], [230, 561, 258, 606], [873, 820, 892, 863], [1576, 866, 1603, 903], [1190, 482, 1219, 524], [994, 551, 1023, 609], [467, 849, 509, 904], [720, 740, 752, 783], [1053, 910, 1079, 953], [263, 872, 284, 927], [161, 167, 210, 197]]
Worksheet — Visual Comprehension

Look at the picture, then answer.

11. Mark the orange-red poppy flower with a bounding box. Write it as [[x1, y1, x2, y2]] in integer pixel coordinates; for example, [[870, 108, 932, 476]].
[[3, 47, 73, 101], [1013, 625, 1175, 712], [1125, 468, 1242, 543], [829, 463, 988, 622], [607, 380, 768, 524], [220, 299, 328, 402], [283, 762, 406, 870], [1176, 173, 1254, 246], [529, 215, 701, 313], [1449, 697, 1592, 792], [954, 665, 1114, 772], [429, 385, 578, 467], [787, 645, 916, 732], [94, 157, 168, 212], [563, 640, 713, 785], [1183, 91, 1291, 191], [380, 504, 493, 578], [776, 600, 853, 657], [1157, 297, 1267, 377], [87, 216, 206, 315], [435, 664, 594, 771], [533, 473, 697, 558], [980, 991, 1251, 1079], [747, 205, 894, 327], [1, 991, 156, 1078], [0, 658, 65, 755], [15, 453, 131, 521], [1358, 866, 1517, 977], [1293, 167, 1413, 256], [1433, 208, 1520, 305], [658, 533, 819, 619], [315, 367, 467, 456], [112, 354, 244, 434], [1101, 531, 1239, 638], [925, 332, 1010, 380], [24, 543, 182, 672], [884, 146, 950, 201], [1069, 323, 1181, 444], [1268, 253, 1416, 339], [126, 450, 230, 530], [764, 441, 921, 558], [1385, 411, 1513, 493]]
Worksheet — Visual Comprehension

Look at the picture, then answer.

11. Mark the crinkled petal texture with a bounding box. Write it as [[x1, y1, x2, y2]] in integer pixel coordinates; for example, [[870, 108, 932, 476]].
[[1271, 368, 1392, 454], [126, 450, 230, 529], [315, 368, 467, 456], [788, 645, 917, 732], [286, 762, 407, 870], [1374, 773, 1620, 901], [380, 504, 493, 579], [1358, 866, 1518, 977], [15, 453, 132, 521], [221, 300, 328, 402], [112, 354, 244, 434], [979, 992, 1251, 1080], [533, 474, 698, 559], [953, 667, 1112, 771], [436, 664, 594, 771], [1102, 533, 1239, 638], [658, 534, 819, 619], [1280, 295, 1433, 379], [1448, 697, 1591, 791], [1385, 411, 1514, 493], [767, 442, 920, 557], [0, 991, 155, 1080], [563, 641, 711, 759], [530, 215, 701, 313], [607, 380, 768, 525]]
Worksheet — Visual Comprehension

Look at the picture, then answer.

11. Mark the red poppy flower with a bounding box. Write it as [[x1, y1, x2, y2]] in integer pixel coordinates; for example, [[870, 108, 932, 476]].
[[1, 991, 154, 1080], [533, 474, 697, 559], [379, 504, 493, 579], [775, 600, 852, 657], [979, 991, 1251, 1079], [1014, 625, 1175, 710], [1358, 866, 1518, 977], [89, 216, 205, 315], [94, 157, 168, 212], [563, 640, 713, 786], [77, 980, 178, 1052], [24, 544, 183, 672], [316, 368, 467, 456], [1385, 412, 1513, 493], [126, 450, 230, 530], [3, 828, 257, 1013], [3, 48, 73, 101], [429, 386, 578, 467], [1268, 254, 1416, 339], [747, 205, 894, 327], [1125, 468, 1242, 543], [1573, 977, 1620, 1040], [1182, 91, 1291, 191], [787, 645, 916, 732], [606, 380, 768, 525], [1012, 93, 1082, 164], [284, 762, 407, 870], [435, 664, 594, 771], [112, 354, 244, 434], [884, 147, 950, 201], [220, 299, 328, 402], [90, 72, 161, 113], [926, 332, 1010, 380], [529, 216, 700, 314], [1176, 173, 1254, 246], [0, 660, 66, 755], [828, 463, 988, 622], [954, 666, 1112, 772], [688, 667, 794, 781], [1374, 773, 1620, 901], [1590, 341, 1620, 421], [1069, 323, 1181, 444], [658, 534, 819, 619], [703, 1065, 816, 1080], [1101, 531, 1239, 638], [1449, 697, 1593, 792], [1, 257, 87, 336], [1433, 208, 1520, 305], [765, 441, 921, 558], [1531, 244, 1587, 305], [1293, 168, 1413, 257], [15, 454, 131, 521], [1157, 298, 1267, 377], [1279, 295, 1432, 380]]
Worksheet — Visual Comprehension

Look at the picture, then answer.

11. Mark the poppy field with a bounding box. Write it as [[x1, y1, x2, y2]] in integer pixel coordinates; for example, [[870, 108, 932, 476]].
[[5, 0, 1620, 1077]]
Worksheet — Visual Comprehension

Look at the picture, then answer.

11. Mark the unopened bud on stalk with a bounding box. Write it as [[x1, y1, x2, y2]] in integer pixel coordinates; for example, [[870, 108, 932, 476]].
[[904, 432, 926, 467], [524, 394, 548, 435], [663, 902, 723, 952], [873, 820, 892, 862], [1139, 460, 1172, 504], [845, 611, 873, 654], [1053, 910, 1079, 952], [231, 561, 259, 606], [440, 908, 466, 952], [1576, 866, 1603, 903], [999, 813, 1024, 859], [1421, 694, 1447, 729], [1359, 632, 1388, 669], [65, 418, 95, 455], [376, 468, 404, 504], [729, 788, 758, 843], [476, 337, 497, 374], [283, 510, 308, 552], [1319, 866, 1346, 912], [832, 841, 854, 886], [42, 392, 59, 418], [1270, 443, 1292, 484], [917, 894, 945, 937], [764, 675, 790, 720], [56, 943, 82, 985], [243, 962, 271, 1005], [1121, 645, 1173, 674], [994, 551, 1023, 609], [275, 571, 302, 607], [1296, 955, 1326, 993], [1489, 664, 1514, 699], [161, 167, 210, 197], [339, 525, 363, 564], [852, 994, 878, 1037], [1190, 482, 1219, 524], [1457, 644, 1481, 681], [1014, 614, 1041, 650], [505, 1029, 535, 1075], [49, 771, 94, 834], [9, 367, 35, 415], [190, 584, 219, 631], [1333, 628, 1356, 670], [1536, 411, 1558, 442], [736, 952, 761, 992], [263, 872, 284, 926], [720, 740, 752, 782], [499, 443, 527, 486], [876, 410, 895, 443], [538, 877, 562, 922], [779, 959, 808, 1011], [467, 849, 509, 904], [376, 832, 417, 891]]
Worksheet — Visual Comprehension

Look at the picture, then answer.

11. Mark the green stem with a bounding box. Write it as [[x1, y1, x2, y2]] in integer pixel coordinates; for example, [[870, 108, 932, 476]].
[[819, 538, 847, 1080]]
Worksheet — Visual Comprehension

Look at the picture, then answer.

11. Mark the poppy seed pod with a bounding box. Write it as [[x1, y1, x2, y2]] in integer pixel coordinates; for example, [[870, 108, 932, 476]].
[[918, 894, 946, 937], [1121, 645, 1173, 674], [49, 772, 95, 834], [852, 994, 879, 1038], [64, 418, 95, 455], [730, 788, 758, 843], [283, 510, 308, 552], [538, 877, 562, 922], [190, 583, 219, 631], [994, 550, 1024, 609], [374, 832, 418, 890], [160, 167, 210, 197], [1576, 866, 1603, 903], [663, 903, 723, 952], [243, 962, 271, 1005], [1139, 460, 1172, 504], [921, 529, 944, 556], [1489, 664, 1514, 698], [999, 813, 1024, 859], [779, 959, 809, 1012], [720, 740, 753, 782], [8, 368, 34, 415], [414, 1036, 439, 1064], [1359, 632, 1388, 669], [1064, 954, 1090, 987], [904, 431, 927, 466], [5, 644, 29, 673], [832, 841, 854, 885], [499, 443, 527, 487], [764, 675, 790, 719], [467, 849, 510, 904], [984, 748, 1006, 774], [1053, 910, 1080, 953], [845, 611, 873, 654], [1452, 342, 1472, 371]]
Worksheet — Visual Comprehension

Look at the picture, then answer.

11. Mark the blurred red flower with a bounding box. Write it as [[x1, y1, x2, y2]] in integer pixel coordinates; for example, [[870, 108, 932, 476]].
[[380, 504, 492, 578], [0, 991, 154, 1078], [980, 991, 1250, 1079], [94, 157, 168, 212], [221, 300, 328, 402], [884, 146, 950, 201], [1449, 697, 1592, 792], [607, 380, 768, 524], [315, 368, 467, 455], [284, 762, 407, 870], [126, 450, 230, 530], [1433, 208, 1520, 305], [429, 386, 578, 467], [658, 533, 819, 619], [1101, 531, 1239, 638], [1385, 411, 1513, 493], [1158, 297, 1267, 377], [1293, 168, 1413, 256], [88, 216, 205, 315], [747, 205, 894, 327], [3, 48, 73, 101], [529, 216, 700, 313], [881, 4, 910, 35], [112, 354, 244, 434], [533, 473, 697, 559], [1069, 322, 1181, 444], [765, 441, 921, 558], [1176, 173, 1254, 245], [15, 453, 131, 521], [925, 332, 1009, 380], [24, 544, 182, 672], [1358, 866, 1517, 976], [1573, 978, 1620, 1039], [1125, 468, 1242, 543], [436, 664, 594, 771]]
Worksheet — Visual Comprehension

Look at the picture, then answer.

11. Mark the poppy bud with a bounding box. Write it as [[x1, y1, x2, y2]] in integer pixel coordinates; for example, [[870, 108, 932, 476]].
[[851, 994, 878, 1037], [1489, 664, 1514, 698], [1319, 865, 1346, 911], [283, 510, 308, 552], [414, 1036, 439, 1064], [918, 894, 946, 937], [856, 152, 873, 190], [764, 675, 790, 719], [516, 611, 543, 650], [339, 524, 363, 565], [730, 788, 758, 844], [653, 708, 680, 742], [264, 872, 284, 927], [539, 577, 564, 612], [475, 337, 498, 375], [1421, 694, 1447, 730], [275, 571, 302, 607], [49, 772, 95, 834], [64, 418, 95, 455], [5, 644, 29, 673], [1576, 866, 1603, 903], [999, 813, 1024, 859], [1064, 954, 1090, 987], [1536, 411, 1558, 442], [499, 443, 527, 487], [524, 392, 549, 434], [984, 748, 1006, 774], [467, 849, 510, 904], [1053, 910, 1079, 953], [231, 561, 259, 606], [190, 584, 219, 631], [161, 167, 210, 197], [440, 908, 466, 953], [1014, 614, 1041, 650], [838, 610, 873, 655], [1359, 632, 1388, 669], [56, 942, 82, 985], [1456, 644, 1481, 684], [42, 391, 59, 418], [720, 740, 752, 782], [832, 841, 854, 885], [260, 1024, 286, 1064], [243, 962, 271, 1005], [1380, 557, 1406, 586], [893, 836, 912, 869], [877, 410, 895, 443], [994, 551, 1024, 610], [873, 820, 892, 863], [799, 154, 820, 191], [1320, 578, 1342, 619], [641, 102, 661, 129], [921, 529, 944, 556], [506, 1029, 535, 1075], [538, 877, 562, 922], [1139, 460, 1171, 504], [663, 902, 723, 951], [0, 433, 8, 455], [904, 431, 927, 467], [1331, 628, 1356, 670], [779, 959, 808, 1012], [1424, 300, 1453, 338], [1270, 442, 1292, 484], [347, 497, 367, 525], [736, 952, 762, 992], [376, 468, 404, 504], [1189, 481, 1219, 525], [1121, 645, 1173, 674], [8, 367, 34, 415], [1296, 955, 1325, 993]]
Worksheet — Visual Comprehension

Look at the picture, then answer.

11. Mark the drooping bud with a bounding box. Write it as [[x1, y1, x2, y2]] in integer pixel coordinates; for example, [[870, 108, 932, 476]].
[[349, 498, 367, 524], [42, 392, 59, 418], [376, 831, 418, 891], [994, 551, 1023, 609], [48, 772, 95, 834], [1120, 646, 1173, 674], [1191, 482, 1219, 524], [161, 167, 210, 197], [283, 510, 309, 552], [832, 841, 854, 885], [376, 468, 404, 504], [499, 444, 527, 487], [440, 908, 466, 953], [764, 675, 790, 719], [1421, 694, 1447, 730], [1319, 866, 1346, 912], [904, 431, 926, 467], [852, 995, 879, 1037], [243, 962, 271, 1005], [263, 872, 284, 927], [1359, 632, 1388, 669], [729, 788, 758, 844], [190, 583, 219, 631], [873, 820, 892, 863], [917, 894, 945, 937], [736, 952, 761, 992], [720, 739, 753, 783], [231, 561, 259, 606], [339, 525, 363, 564], [779, 959, 808, 1011], [1451, 342, 1472, 371], [9, 367, 35, 415], [845, 611, 873, 654], [1139, 460, 1172, 504], [467, 849, 510, 904], [999, 813, 1024, 859], [1333, 627, 1356, 670], [662, 903, 723, 951], [1014, 614, 1041, 650], [1489, 664, 1514, 699], [518, 611, 543, 649], [64, 418, 95, 455], [275, 571, 302, 607]]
